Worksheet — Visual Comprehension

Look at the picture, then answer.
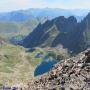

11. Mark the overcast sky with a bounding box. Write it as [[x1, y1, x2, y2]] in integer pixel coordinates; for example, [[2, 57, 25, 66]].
[[0, 0, 90, 12]]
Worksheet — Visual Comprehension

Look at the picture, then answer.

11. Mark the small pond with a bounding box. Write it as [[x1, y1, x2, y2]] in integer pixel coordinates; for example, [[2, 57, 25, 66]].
[[34, 54, 58, 76]]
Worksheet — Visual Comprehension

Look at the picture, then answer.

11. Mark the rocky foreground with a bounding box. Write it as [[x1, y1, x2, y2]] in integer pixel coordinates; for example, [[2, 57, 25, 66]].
[[27, 48, 90, 90]]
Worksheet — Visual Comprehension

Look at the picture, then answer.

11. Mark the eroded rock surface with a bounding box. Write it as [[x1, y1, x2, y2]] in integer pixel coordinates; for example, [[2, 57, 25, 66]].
[[27, 48, 90, 90]]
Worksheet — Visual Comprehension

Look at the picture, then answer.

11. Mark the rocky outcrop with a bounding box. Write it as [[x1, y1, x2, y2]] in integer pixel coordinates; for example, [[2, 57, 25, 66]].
[[23, 13, 90, 54], [27, 48, 90, 90], [23, 16, 78, 52]]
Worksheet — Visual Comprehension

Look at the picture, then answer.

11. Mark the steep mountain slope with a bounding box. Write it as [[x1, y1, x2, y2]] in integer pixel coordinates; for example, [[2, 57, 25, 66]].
[[0, 38, 45, 86], [0, 44, 35, 86], [82, 13, 90, 48], [27, 48, 90, 90], [23, 13, 90, 54], [0, 19, 42, 45], [22, 16, 78, 52]]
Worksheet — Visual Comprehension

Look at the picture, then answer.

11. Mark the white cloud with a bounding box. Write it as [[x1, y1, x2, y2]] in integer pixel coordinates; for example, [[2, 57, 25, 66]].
[[0, 0, 90, 12], [0, 0, 49, 12]]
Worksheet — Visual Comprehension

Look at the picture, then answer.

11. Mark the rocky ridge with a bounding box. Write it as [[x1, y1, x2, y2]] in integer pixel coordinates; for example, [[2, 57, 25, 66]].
[[27, 48, 90, 90], [23, 13, 90, 54]]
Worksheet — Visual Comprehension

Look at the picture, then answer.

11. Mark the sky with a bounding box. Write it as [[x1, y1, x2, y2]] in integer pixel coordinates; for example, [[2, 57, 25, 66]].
[[0, 0, 90, 12]]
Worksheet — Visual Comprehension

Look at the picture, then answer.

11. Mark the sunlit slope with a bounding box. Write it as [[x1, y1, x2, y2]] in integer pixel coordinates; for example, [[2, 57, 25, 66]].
[[0, 44, 43, 86]]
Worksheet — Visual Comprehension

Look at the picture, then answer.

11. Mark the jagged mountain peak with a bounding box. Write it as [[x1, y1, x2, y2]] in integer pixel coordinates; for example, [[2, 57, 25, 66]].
[[68, 16, 77, 23], [85, 12, 90, 19], [22, 13, 90, 54]]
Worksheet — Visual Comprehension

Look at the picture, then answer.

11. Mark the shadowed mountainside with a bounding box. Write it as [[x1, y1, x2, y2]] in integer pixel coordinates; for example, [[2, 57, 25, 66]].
[[23, 13, 90, 54]]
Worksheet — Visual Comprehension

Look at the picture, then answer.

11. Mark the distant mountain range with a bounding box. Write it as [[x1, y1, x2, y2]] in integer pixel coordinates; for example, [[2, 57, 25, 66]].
[[0, 8, 90, 22], [23, 12, 90, 54]]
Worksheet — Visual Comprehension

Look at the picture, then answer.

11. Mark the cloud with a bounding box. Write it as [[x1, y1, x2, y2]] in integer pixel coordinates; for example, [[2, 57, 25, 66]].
[[0, 0, 48, 12], [0, 0, 90, 12]]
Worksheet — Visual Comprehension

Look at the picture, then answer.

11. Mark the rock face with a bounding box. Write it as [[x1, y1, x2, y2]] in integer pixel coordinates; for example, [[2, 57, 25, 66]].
[[23, 13, 90, 54], [27, 48, 90, 90], [23, 16, 78, 52]]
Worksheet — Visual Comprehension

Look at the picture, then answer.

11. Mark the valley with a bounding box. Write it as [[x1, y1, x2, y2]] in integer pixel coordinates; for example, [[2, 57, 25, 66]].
[[0, 41, 69, 87], [0, 8, 90, 89]]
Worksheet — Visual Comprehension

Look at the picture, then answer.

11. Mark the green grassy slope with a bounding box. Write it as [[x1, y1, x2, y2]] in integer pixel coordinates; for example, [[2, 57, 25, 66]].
[[0, 44, 44, 86], [0, 18, 40, 41]]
